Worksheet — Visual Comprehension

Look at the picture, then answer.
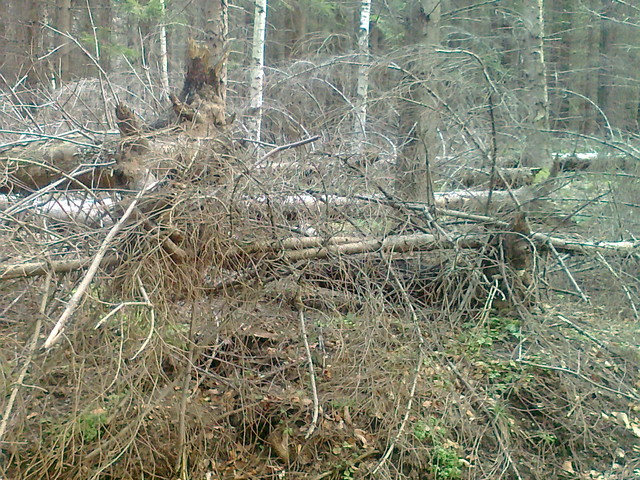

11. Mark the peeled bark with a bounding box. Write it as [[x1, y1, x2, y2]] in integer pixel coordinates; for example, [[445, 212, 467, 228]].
[[175, 39, 228, 127]]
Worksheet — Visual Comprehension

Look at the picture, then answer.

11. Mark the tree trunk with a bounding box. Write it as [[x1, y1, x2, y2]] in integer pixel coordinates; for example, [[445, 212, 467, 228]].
[[158, 0, 170, 96], [565, 0, 600, 134], [203, 0, 228, 106], [354, 0, 371, 154], [395, 0, 441, 203], [97, 0, 112, 72], [519, 0, 551, 169], [247, 0, 268, 144]]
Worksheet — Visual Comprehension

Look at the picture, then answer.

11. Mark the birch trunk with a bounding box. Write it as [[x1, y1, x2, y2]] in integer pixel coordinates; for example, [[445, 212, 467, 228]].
[[354, 0, 371, 154], [158, 0, 170, 96], [248, 0, 268, 144]]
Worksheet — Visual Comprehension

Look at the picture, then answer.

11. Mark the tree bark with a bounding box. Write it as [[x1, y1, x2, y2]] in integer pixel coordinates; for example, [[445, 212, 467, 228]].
[[247, 0, 268, 144], [354, 0, 372, 154], [519, 0, 551, 169], [396, 0, 441, 203], [203, 0, 228, 106], [158, 0, 170, 96], [57, 0, 72, 82]]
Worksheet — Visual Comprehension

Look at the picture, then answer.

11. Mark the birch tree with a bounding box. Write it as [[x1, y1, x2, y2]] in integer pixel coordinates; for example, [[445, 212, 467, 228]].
[[248, 0, 268, 143], [158, 0, 170, 96], [354, 0, 371, 154]]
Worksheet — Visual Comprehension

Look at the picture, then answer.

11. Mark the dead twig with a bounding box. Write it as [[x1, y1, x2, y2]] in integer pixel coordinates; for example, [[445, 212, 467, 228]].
[[372, 259, 425, 474], [129, 276, 156, 361], [547, 241, 590, 303], [256, 135, 320, 166], [296, 289, 319, 439], [594, 252, 639, 320], [516, 359, 640, 402], [42, 190, 145, 349], [0, 274, 52, 443], [176, 302, 197, 479]]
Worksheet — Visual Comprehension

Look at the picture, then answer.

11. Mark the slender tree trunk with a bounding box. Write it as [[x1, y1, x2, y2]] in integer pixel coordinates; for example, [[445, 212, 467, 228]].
[[566, 2, 599, 134], [158, 0, 170, 96], [354, 0, 371, 154], [396, 0, 441, 203], [248, 0, 268, 143], [97, 0, 112, 72], [283, 1, 306, 59], [520, 0, 551, 169], [25, 0, 45, 83]]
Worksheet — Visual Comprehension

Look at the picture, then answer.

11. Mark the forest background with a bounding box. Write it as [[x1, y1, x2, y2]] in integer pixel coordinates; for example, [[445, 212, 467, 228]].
[[1, 1, 639, 480]]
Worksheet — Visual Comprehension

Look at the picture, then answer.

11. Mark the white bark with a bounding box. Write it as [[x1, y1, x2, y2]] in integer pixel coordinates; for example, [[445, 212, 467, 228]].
[[354, 0, 371, 153], [248, 0, 268, 144], [158, 0, 170, 96]]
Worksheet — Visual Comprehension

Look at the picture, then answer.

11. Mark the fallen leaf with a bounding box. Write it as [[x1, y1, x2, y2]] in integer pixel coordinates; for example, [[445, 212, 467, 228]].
[[561, 460, 574, 473]]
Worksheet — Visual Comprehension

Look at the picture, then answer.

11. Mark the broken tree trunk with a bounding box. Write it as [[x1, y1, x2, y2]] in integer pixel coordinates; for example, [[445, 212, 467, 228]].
[[172, 38, 228, 128]]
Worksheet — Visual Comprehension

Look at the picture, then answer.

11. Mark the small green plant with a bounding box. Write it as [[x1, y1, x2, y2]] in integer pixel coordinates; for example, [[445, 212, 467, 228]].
[[412, 418, 463, 479], [533, 167, 551, 184], [77, 409, 108, 442], [431, 445, 462, 480], [535, 431, 558, 446], [341, 466, 354, 480], [413, 419, 433, 442]]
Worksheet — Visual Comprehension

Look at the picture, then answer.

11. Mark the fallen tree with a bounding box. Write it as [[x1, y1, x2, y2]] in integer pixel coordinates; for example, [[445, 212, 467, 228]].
[[2, 211, 636, 281]]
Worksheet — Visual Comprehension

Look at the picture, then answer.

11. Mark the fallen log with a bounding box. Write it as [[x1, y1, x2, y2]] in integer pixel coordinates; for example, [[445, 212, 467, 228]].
[[552, 152, 634, 173], [249, 187, 536, 218], [0, 254, 120, 280], [3, 222, 636, 281], [460, 167, 542, 189]]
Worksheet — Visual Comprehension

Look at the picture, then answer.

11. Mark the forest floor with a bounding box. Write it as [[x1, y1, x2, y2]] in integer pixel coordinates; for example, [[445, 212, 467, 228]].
[[1, 75, 639, 479], [1, 235, 639, 480]]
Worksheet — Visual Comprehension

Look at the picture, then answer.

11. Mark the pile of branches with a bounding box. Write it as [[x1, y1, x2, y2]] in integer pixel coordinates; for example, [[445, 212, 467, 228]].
[[1, 42, 639, 480]]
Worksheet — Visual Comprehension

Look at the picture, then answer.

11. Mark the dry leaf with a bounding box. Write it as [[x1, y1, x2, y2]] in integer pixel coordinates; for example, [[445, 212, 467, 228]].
[[561, 460, 574, 473], [354, 428, 368, 447], [267, 429, 290, 463]]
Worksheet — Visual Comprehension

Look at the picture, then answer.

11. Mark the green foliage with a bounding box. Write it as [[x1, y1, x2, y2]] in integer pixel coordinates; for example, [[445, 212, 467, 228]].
[[114, 0, 165, 21], [413, 416, 442, 442], [320, 313, 359, 329], [535, 431, 558, 446], [102, 43, 141, 62], [533, 167, 551, 183], [373, 14, 404, 46], [413, 418, 463, 480], [298, 0, 337, 17], [77, 409, 108, 442], [77, 29, 140, 62], [164, 322, 190, 349], [459, 315, 522, 353], [431, 445, 463, 480], [342, 467, 354, 480]]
